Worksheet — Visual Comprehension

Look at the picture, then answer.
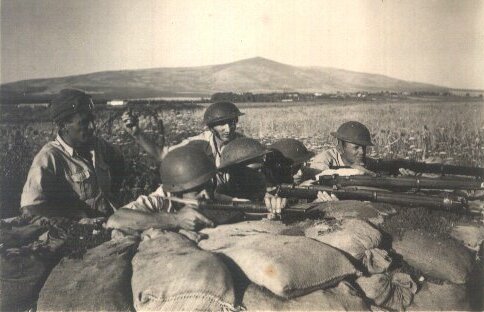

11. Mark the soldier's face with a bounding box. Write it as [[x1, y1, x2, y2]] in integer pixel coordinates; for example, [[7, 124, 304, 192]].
[[210, 119, 237, 143], [183, 182, 214, 200], [341, 141, 366, 165], [63, 111, 96, 148]]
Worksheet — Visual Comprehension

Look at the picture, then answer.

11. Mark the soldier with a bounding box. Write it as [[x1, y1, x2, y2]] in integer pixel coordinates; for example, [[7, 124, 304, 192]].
[[122, 101, 245, 184], [107, 143, 286, 232], [216, 137, 288, 215], [21, 89, 124, 219], [266, 138, 338, 202], [106, 145, 216, 232], [309, 121, 376, 176], [266, 138, 315, 185]]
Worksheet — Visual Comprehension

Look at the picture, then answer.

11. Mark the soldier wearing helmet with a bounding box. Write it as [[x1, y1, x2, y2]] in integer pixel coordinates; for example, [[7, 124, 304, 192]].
[[266, 138, 339, 203], [266, 138, 315, 185], [21, 89, 124, 219], [107, 145, 216, 233], [309, 121, 376, 176], [122, 101, 245, 184], [216, 137, 287, 217]]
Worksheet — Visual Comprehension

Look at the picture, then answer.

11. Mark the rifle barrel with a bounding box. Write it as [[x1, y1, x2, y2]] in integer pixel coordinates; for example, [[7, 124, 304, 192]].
[[198, 200, 269, 213], [318, 175, 484, 190], [367, 159, 484, 178]]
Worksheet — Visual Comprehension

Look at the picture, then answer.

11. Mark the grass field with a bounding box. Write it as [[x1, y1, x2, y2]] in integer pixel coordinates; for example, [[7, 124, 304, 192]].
[[1, 99, 483, 217]]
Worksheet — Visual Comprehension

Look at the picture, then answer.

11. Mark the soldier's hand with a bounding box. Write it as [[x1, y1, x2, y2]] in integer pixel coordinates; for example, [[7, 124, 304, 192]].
[[313, 191, 339, 203], [264, 193, 287, 219], [175, 207, 215, 231], [121, 111, 140, 136], [399, 168, 417, 176], [178, 229, 208, 243], [351, 164, 377, 176]]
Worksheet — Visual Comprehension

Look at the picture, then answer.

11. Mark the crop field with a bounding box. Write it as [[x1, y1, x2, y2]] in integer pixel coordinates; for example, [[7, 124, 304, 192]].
[[1, 99, 483, 218]]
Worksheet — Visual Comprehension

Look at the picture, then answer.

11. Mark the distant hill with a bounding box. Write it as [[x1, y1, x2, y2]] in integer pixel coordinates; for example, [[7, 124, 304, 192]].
[[0, 57, 449, 103]]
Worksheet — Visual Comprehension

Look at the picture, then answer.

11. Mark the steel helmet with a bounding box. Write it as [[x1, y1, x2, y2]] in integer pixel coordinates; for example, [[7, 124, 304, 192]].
[[203, 102, 244, 126], [160, 145, 216, 192], [219, 137, 271, 170], [269, 139, 315, 165], [331, 121, 374, 146]]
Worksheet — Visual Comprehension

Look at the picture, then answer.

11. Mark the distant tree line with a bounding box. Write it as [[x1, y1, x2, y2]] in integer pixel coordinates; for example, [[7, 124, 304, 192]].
[[210, 91, 460, 103]]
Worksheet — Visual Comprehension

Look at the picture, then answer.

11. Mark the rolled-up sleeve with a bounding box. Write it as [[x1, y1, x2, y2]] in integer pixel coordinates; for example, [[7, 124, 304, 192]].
[[309, 150, 334, 172], [121, 186, 171, 213], [20, 153, 56, 208]]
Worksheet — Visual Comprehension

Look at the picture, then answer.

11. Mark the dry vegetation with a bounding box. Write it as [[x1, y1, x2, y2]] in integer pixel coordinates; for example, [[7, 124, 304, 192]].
[[1, 100, 483, 218]]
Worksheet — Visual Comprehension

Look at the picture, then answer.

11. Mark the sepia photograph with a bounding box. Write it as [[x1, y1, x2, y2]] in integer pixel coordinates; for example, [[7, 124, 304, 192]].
[[1, 0, 483, 311]]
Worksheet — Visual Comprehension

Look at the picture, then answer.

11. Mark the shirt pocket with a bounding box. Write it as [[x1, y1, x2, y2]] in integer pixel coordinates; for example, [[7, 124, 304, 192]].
[[70, 170, 95, 201]]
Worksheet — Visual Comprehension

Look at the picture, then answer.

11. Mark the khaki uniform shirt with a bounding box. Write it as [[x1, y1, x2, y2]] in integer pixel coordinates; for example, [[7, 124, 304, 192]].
[[309, 147, 347, 172], [21, 135, 124, 215]]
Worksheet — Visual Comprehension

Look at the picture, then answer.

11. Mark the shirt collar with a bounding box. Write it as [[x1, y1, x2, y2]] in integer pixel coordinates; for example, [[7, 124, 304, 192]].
[[55, 133, 96, 158], [56, 134, 75, 157]]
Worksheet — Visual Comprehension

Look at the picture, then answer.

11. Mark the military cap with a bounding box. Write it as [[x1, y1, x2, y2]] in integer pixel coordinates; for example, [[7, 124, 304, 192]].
[[50, 89, 94, 123]]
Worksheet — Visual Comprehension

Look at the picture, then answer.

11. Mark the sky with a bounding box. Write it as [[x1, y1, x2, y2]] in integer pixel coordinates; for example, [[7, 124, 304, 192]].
[[1, 0, 484, 89]]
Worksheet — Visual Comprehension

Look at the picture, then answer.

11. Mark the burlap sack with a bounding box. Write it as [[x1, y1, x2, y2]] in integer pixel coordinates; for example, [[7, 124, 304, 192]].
[[450, 224, 484, 251], [198, 220, 296, 251], [305, 218, 391, 273], [0, 253, 51, 311], [392, 230, 474, 284], [37, 236, 138, 311], [356, 272, 417, 311], [409, 281, 471, 311], [131, 229, 236, 311], [310, 200, 386, 225], [214, 233, 358, 298], [242, 281, 369, 311]]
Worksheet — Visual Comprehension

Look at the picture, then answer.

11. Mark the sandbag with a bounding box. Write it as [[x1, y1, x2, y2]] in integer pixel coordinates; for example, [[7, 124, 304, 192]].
[[0, 223, 46, 248], [131, 229, 236, 311], [362, 248, 392, 274], [198, 220, 313, 251], [450, 224, 484, 251], [305, 218, 390, 273], [356, 272, 417, 311], [37, 236, 138, 311], [392, 230, 474, 284], [213, 233, 358, 298], [409, 281, 471, 311], [242, 281, 369, 311], [0, 253, 51, 311], [311, 200, 386, 225]]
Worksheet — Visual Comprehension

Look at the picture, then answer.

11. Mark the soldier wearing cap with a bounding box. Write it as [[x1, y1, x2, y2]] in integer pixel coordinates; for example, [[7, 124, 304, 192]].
[[122, 101, 245, 184], [309, 121, 376, 175], [20, 89, 124, 219]]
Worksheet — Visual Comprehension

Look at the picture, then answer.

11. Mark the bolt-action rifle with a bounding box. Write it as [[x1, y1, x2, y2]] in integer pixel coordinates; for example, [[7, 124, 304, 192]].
[[318, 174, 484, 191], [162, 197, 315, 216], [275, 184, 475, 214], [331, 159, 484, 178]]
